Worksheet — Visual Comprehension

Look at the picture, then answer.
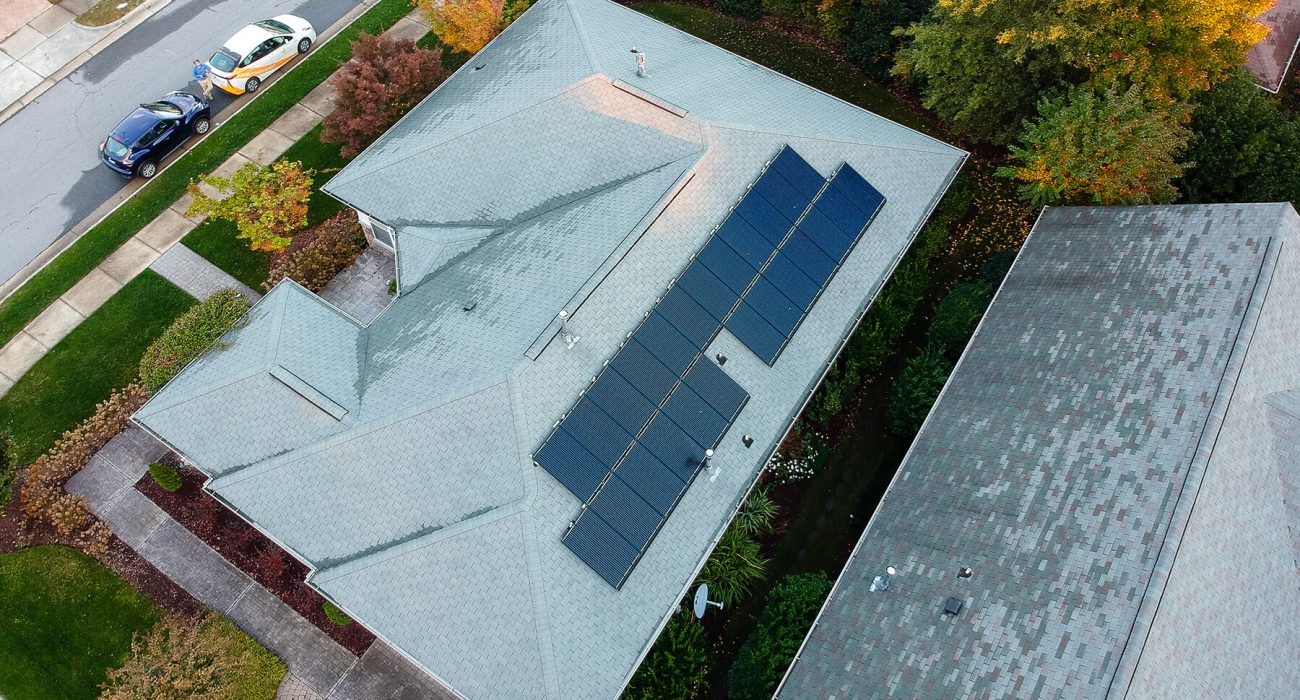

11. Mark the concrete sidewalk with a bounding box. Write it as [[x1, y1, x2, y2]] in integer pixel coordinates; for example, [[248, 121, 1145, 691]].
[[0, 0, 172, 124]]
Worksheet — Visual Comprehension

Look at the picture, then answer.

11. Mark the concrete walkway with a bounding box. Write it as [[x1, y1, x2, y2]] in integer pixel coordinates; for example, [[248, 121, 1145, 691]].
[[0, 0, 172, 123], [68, 425, 456, 699], [319, 246, 394, 325], [0, 8, 433, 398], [149, 243, 261, 302]]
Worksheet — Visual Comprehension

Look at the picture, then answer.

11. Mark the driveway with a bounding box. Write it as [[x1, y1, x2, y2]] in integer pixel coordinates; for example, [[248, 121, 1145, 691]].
[[0, 0, 363, 286]]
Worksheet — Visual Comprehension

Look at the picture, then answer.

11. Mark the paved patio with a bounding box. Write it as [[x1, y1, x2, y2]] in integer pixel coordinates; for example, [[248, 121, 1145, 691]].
[[318, 246, 394, 325]]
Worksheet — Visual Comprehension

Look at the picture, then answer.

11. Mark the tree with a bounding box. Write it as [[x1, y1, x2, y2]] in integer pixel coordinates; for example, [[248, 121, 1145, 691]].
[[727, 572, 832, 700], [322, 33, 449, 158], [926, 281, 993, 361], [186, 161, 313, 252], [697, 524, 768, 606], [1179, 70, 1300, 207], [887, 349, 951, 435], [719, 0, 763, 20], [500, 0, 534, 27], [996, 84, 1191, 207], [623, 611, 709, 699], [844, 0, 931, 79], [419, 0, 502, 54]]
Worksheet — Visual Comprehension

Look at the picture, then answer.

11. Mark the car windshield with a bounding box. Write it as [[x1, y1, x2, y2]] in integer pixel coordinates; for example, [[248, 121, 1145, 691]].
[[105, 137, 130, 158], [141, 101, 182, 118], [209, 48, 239, 72], [253, 19, 292, 33]]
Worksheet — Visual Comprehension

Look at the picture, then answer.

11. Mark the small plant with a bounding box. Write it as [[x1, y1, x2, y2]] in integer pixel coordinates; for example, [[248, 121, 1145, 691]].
[[259, 549, 289, 582], [194, 496, 224, 535], [696, 524, 768, 607], [186, 160, 314, 252], [148, 462, 182, 492], [733, 486, 779, 538], [323, 602, 354, 626], [387, 279, 397, 296], [767, 424, 826, 484]]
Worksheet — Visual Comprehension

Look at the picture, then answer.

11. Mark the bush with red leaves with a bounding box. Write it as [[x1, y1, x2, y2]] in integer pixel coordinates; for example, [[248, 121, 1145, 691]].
[[260, 549, 289, 582], [321, 33, 449, 158], [264, 210, 366, 292]]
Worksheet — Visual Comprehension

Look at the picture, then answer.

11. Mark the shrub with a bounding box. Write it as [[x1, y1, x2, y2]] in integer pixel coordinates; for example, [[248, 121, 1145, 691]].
[[926, 281, 993, 361], [843, 0, 930, 79], [0, 429, 14, 515], [260, 549, 289, 582], [734, 486, 779, 538], [419, 0, 502, 54], [323, 602, 354, 626], [623, 610, 709, 699], [48, 494, 91, 536], [264, 211, 367, 292], [322, 33, 449, 158], [186, 160, 314, 253], [148, 462, 182, 492], [719, 0, 763, 20], [696, 524, 767, 606], [194, 496, 223, 536], [139, 289, 250, 391], [978, 249, 1018, 289], [887, 349, 952, 435], [727, 572, 832, 699]]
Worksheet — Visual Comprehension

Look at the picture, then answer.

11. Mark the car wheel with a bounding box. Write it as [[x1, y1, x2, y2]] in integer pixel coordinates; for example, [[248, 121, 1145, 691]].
[[193, 117, 211, 135], [138, 161, 158, 179], [297, 37, 312, 54], [245, 77, 261, 93]]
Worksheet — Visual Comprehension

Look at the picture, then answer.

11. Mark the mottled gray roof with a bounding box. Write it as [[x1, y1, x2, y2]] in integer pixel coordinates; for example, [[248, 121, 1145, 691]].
[[136, 0, 966, 696], [1247, 0, 1300, 91], [779, 203, 1300, 700]]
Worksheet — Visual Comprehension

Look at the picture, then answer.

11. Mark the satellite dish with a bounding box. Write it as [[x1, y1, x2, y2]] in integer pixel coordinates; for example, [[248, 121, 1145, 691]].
[[693, 584, 723, 618]]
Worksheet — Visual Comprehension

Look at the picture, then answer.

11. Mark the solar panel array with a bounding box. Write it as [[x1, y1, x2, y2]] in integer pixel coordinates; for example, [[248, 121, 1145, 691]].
[[535, 146, 886, 588]]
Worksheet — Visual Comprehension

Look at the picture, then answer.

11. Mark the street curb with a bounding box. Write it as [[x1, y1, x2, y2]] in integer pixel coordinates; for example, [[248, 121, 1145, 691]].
[[0, 0, 174, 128]]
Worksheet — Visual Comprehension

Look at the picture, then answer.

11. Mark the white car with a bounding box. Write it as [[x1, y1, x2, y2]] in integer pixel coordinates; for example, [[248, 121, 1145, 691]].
[[208, 15, 316, 95]]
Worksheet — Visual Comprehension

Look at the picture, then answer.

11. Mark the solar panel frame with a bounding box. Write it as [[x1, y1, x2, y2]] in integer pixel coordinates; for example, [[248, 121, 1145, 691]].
[[768, 147, 825, 199], [563, 510, 641, 588], [534, 427, 615, 502]]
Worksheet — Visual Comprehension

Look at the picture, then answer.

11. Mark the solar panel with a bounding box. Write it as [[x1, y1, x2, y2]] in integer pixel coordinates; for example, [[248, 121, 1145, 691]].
[[751, 169, 810, 222], [613, 444, 687, 516], [764, 252, 821, 311], [663, 383, 731, 450], [610, 339, 679, 405], [534, 428, 614, 501], [585, 369, 659, 438], [816, 185, 870, 239], [831, 165, 886, 217], [683, 360, 748, 422], [588, 476, 663, 550], [769, 147, 824, 199], [781, 230, 837, 282], [725, 301, 786, 365], [714, 217, 773, 271], [563, 510, 640, 588], [673, 262, 738, 324], [562, 398, 634, 466], [799, 206, 854, 259], [744, 277, 803, 337], [638, 412, 707, 482], [655, 286, 719, 350], [636, 312, 701, 378], [734, 191, 793, 246]]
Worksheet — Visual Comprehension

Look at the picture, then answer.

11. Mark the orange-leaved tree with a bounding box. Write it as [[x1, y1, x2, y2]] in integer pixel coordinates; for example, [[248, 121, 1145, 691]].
[[419, 0, 503, 54], [186, 160, 314, 253]]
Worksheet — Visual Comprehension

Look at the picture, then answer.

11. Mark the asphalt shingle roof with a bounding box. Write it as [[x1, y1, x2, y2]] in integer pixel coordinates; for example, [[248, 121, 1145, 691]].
[[779, 203, 1300, 700], [135, 0, 966, 696]]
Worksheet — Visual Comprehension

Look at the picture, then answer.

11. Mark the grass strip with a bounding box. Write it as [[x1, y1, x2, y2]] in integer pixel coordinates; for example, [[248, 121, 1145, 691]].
[[0, 0, 413, 346], [0, 271, 195, 463]]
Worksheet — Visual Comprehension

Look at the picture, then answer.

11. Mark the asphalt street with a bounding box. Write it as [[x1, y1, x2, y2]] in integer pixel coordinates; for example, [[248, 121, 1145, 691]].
[[0, 0, 362, 286]]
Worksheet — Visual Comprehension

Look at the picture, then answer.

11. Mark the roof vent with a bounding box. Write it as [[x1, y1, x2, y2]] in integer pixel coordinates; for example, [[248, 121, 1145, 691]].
[[474, 63, 485, 70], [943, 597, 964, 617], [462, 300, 477, 312], [958, 566, 973, 579], [870, 566, 897, 592], [742, 434, 754, 448]]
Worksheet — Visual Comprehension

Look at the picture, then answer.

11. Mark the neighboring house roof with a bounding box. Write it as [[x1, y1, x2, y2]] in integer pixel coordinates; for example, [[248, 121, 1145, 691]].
[[778, 203, 1300, 700], [1248, 0, 1300, 91], [135, 0, 965, 696]]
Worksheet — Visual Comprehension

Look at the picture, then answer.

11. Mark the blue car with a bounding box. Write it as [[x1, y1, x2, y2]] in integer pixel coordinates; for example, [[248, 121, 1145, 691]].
[[99, 92, 211, 179]]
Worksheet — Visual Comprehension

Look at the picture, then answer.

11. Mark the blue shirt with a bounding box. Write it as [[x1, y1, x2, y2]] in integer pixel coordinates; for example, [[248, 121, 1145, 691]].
[[192, 63, 210, 81]]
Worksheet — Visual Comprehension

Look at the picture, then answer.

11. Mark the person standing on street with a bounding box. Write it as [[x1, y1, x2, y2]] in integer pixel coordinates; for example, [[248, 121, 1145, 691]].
[[192, 58, 213, 100]]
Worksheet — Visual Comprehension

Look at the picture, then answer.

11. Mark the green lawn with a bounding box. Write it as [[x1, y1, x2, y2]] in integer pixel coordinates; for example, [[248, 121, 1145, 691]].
[[631, 3, 934, 134], [0, 545, 160, 699], [0, 271, 195, 464], [0, 0, 415, 348]]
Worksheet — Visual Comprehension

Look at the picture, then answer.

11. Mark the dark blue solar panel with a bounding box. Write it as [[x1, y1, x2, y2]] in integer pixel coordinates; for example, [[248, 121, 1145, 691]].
[[535, 428, 613, 501], [799, 206, 854, 257], [610, 339, 679, 406], [613, 444, 687, 516], [800, 215, 853, 262], [683, 360, 748, 422], [637, 311, 700, 378], [564, 510, 640, 588], [639, 412, 707, 482], [656, 286, 718, 350], [589, 476, 663, 550], [764, 251, 821, 311], [751, 169, 811, 222], [714, 217, 773, 270], [769, 147, 825, 199], [832, 165, 886, 218], [696, 237, 758, 296], [781, 230, 838, 282], [563, 398, 634, 467], [734, 191, 793, 246], [674, 262, 737, 324], [746, 277, 803, 337], [663, 384, 730, 451], [816, 185, 871, 238], [585, 369, 658, 437], [726, 301, 787, 365]]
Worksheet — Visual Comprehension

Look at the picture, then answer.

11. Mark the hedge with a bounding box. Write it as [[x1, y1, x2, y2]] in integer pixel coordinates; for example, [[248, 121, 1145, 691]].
[[887, 348, 951, 435], [726, 572, 832, 699], [926, 280, 993, 361], [139, 289, 250, 391]]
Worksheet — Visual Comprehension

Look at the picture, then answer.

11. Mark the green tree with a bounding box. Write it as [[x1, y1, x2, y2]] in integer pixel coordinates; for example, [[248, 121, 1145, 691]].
[[719, 0, 763, 20], [727, 572, 832, 700], [887, 349, 951, 435], [623, 611, 709, 699], [1179, 70, 1300, 207], [996, 85, 1191, 207], [148, 462, 182, 492], [844, 0, 930, 79], [186, 161, 313, 252], [697, 524, 767, 606], [926, 281, 993, 361]]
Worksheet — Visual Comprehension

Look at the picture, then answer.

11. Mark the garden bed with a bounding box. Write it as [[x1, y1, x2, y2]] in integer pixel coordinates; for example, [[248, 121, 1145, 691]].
[[135, 459, 375, 655]]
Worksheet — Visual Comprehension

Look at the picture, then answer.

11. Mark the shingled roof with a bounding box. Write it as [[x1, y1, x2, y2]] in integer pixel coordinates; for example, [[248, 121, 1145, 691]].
[[134, 0, 965, 696], [778, 203, 1300, 700]]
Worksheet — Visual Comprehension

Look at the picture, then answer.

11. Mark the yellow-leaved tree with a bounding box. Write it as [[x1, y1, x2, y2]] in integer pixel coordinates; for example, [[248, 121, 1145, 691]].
[[419, 0, 503, 54]]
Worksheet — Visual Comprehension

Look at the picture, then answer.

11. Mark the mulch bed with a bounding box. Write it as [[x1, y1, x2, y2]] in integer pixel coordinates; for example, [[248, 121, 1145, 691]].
[[135, 457, 375, 655]]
